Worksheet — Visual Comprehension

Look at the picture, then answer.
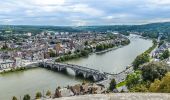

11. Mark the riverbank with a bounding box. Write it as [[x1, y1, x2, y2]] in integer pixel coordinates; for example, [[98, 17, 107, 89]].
[[95, 45, 122, 54], [0, 67, 37, 74], [56, 43, 129, 62]]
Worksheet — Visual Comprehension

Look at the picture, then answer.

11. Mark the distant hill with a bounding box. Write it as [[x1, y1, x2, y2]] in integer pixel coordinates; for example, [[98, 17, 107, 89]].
[[1, 22, 170, 34], [1, 22, 170, 41], [76, 22, 170, 33]]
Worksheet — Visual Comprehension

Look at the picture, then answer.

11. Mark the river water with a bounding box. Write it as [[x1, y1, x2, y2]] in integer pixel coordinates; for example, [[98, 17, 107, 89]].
[[0, 34, 152, 100]]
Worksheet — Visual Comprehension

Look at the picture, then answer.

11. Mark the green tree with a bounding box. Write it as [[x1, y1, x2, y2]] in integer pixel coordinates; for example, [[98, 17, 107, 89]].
[[160, 49, 170, 60], [12, 96, 18, 100], [46, 90, 51, 96], [23, 94, 31, 100], [49, 49, 56, 57], [132, 53, 150, 70], [1, 42, 8, 50], [84, 41, 88, 46], [35, 92, 42, 99], [126, 71, 142, 89], [109, 79, 116, 91], [68, 51, 71, 55], [141, 61, 168, 82], [96, 44, 104, 51], [158, 40, 164, 47], [80, 50, 89, 56]]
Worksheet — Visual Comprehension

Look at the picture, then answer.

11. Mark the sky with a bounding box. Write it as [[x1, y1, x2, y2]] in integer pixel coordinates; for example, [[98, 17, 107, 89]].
[[0, 0, 170, 26]]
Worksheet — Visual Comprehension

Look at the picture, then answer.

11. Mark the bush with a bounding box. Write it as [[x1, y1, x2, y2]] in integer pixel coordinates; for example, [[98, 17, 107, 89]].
[[23, 94, 31, 100], [35, 92, 42, 99], [46, 90, 51, 96], [12, 96, 18, 100]]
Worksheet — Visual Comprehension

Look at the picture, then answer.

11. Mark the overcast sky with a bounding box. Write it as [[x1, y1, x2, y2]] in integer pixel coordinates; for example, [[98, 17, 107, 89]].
[[1, 0, 170, 26]]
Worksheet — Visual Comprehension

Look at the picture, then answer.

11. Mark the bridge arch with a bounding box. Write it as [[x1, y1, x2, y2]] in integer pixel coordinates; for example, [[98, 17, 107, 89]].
[[75, 71, 86, 78], [52, 65, 60, 71]]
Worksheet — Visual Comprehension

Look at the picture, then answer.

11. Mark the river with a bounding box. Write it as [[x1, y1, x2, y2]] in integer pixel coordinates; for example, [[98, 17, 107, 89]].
[[0, 34, 152, 100]]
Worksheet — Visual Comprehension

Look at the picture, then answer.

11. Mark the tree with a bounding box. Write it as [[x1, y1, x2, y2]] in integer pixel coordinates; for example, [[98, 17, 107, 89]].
[[84, 41, 88, 46], [160, 49, 170, 60], [158, 72, 170, 92], [49, 49, 56, 57], [23, 94, 31, 100], [96, 44, 104, 51], [141, 61, 168, 82], [126, 71, 142, 89], [109, 79, 116, 91], [158, 40, 164, 47], [46, 90, 51, 96], [12, 96, 18, 100], [132, 53, 150, 70], [35, 92, 42, 99], [1, 42, 8, 50], [68, 51, 71, 55], [149, 72, 170, 92], [149, 79, 161, 92], [80, 50, 89, 56]]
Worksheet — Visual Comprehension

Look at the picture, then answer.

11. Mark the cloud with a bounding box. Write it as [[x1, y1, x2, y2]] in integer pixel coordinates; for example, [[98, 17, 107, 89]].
[[28, 0, 66, 6], [70, 4, 104, 16], [0, 0, 170, 25]]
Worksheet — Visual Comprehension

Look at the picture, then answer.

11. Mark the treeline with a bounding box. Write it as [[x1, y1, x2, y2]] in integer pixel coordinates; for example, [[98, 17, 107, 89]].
[[96, 40, 130, 52], [56, 48, 92, 62], [96, 43, 115, 52]]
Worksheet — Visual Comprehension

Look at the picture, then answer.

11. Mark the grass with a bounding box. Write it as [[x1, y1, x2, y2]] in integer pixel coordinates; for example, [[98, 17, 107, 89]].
[[116, 81, 126, 88]]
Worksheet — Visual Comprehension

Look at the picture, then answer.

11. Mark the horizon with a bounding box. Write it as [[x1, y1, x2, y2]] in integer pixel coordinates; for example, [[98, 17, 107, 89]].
[[1, 0, 170, 26], [0, 21, 170, 27]]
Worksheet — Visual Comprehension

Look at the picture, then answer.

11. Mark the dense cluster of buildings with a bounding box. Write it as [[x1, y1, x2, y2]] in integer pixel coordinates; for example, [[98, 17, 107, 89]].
[[151, 42, 170, 67], [0, 31, 128, 72]]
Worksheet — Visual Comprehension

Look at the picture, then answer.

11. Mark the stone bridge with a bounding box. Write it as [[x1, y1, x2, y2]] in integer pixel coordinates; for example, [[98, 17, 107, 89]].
[[39, 61, 107, 82]]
